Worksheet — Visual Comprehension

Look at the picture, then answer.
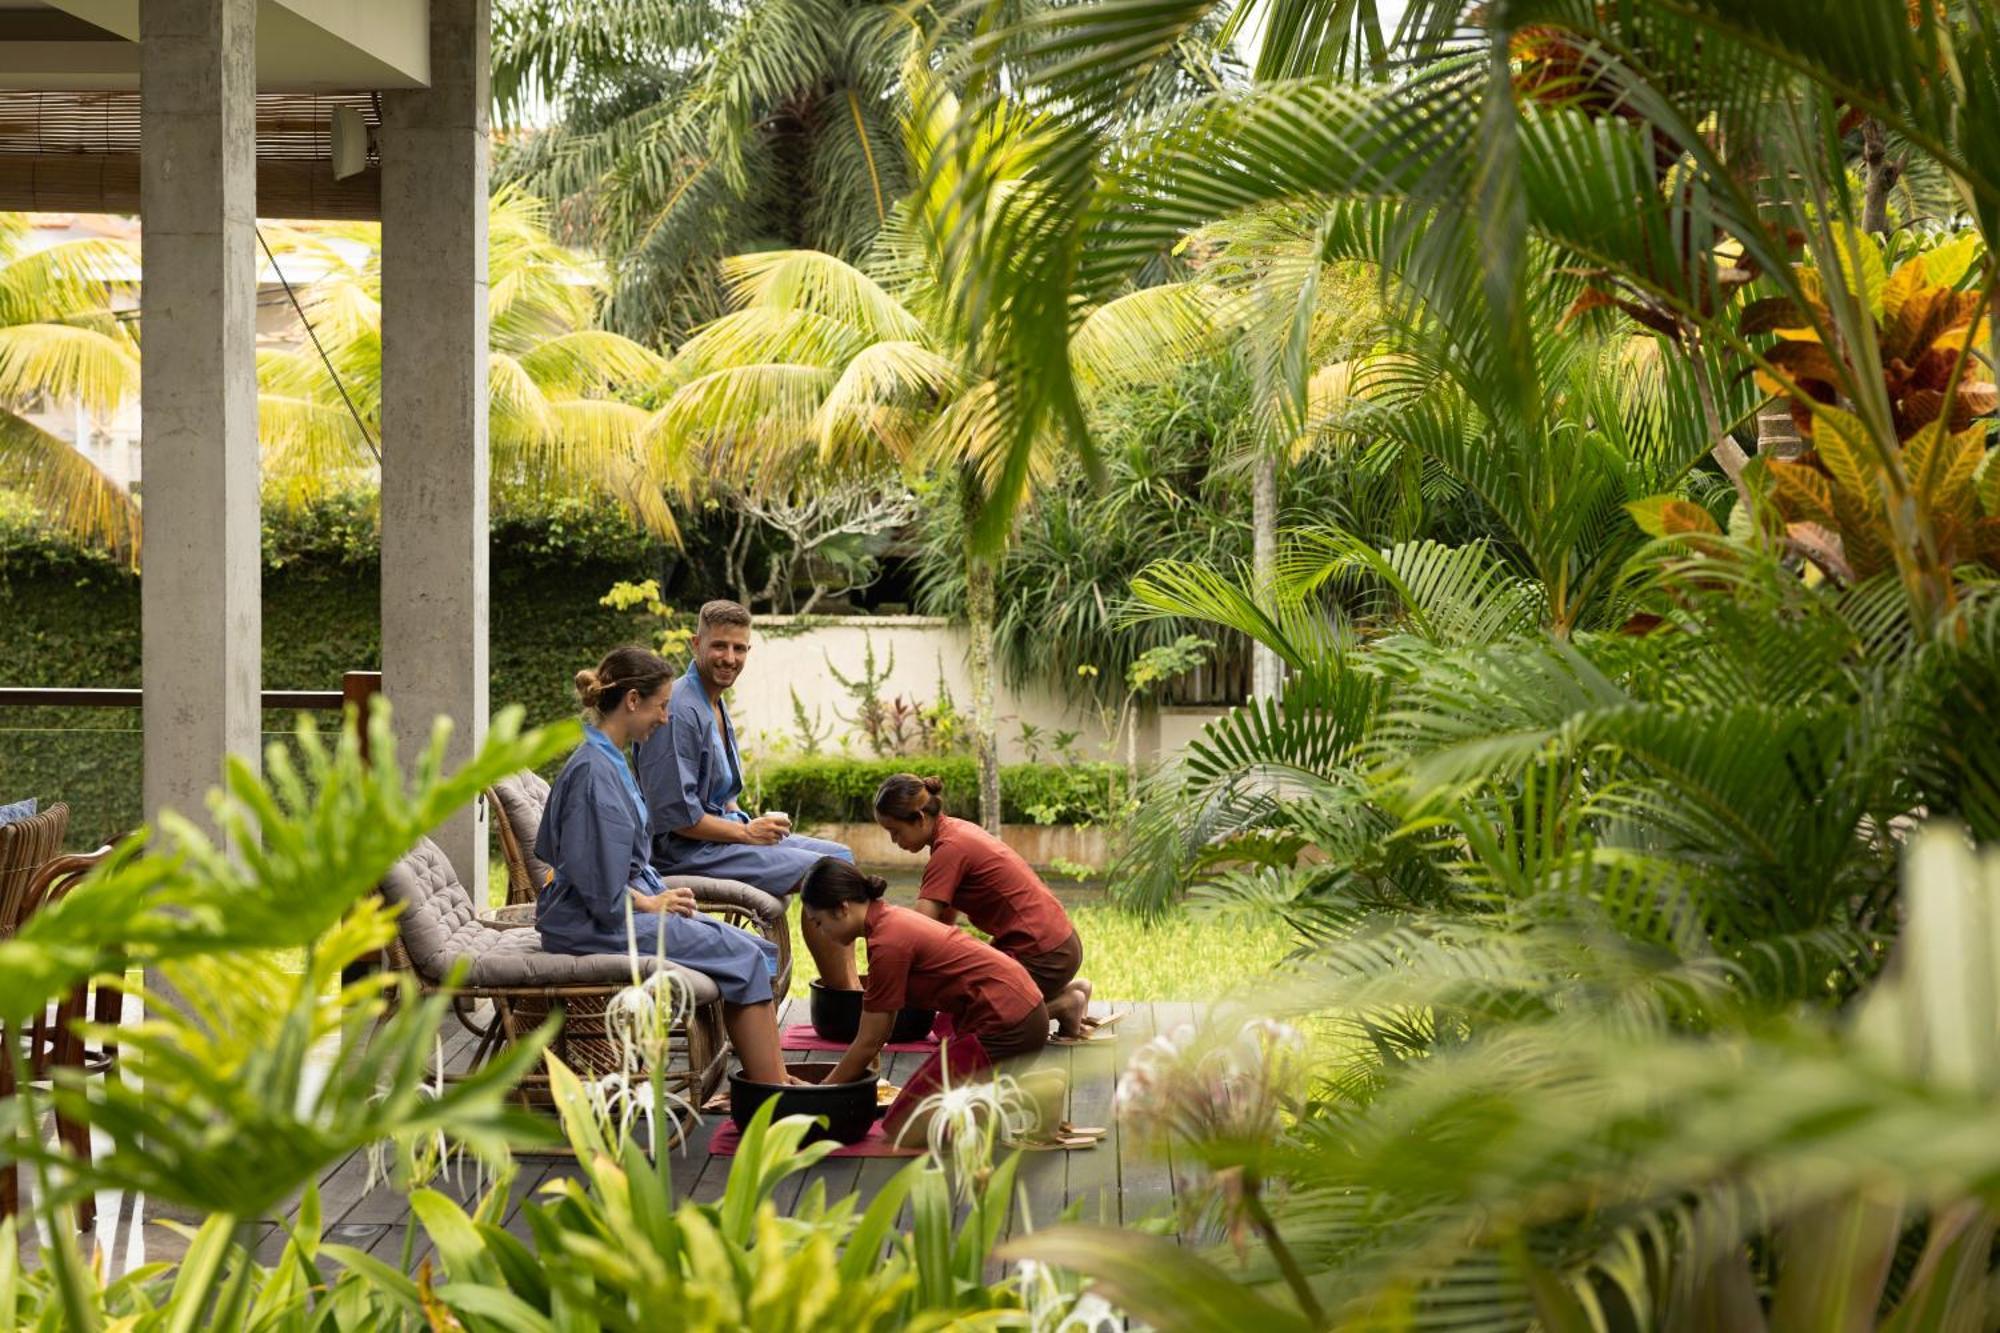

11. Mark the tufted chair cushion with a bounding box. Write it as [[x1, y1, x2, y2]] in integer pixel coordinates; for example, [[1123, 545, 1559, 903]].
[[491, 770, 554, 895], [380, 837, 720, 1003]]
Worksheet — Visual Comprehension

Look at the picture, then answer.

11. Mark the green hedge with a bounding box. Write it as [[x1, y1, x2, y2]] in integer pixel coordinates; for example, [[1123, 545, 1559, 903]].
[[0, 504, 664, 849], [744, 756, 1128, 827], [0, 499, 1122, 849]]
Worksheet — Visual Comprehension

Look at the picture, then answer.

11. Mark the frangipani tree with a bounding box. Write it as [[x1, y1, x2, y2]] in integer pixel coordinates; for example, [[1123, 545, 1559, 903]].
[[647, 76, 1219, 828], [258, 188, 680, 538], [0, 216, 142, 562]]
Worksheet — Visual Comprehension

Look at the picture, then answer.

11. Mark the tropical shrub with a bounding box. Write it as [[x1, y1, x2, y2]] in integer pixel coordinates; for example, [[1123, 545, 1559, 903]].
[[1014, 828, 2000, 1330], [746, 755, 1129, 828]]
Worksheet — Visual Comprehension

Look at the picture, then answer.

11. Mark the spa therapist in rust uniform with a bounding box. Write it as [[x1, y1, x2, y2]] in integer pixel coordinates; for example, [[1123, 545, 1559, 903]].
[[867, 774, 1116, 1041], [802, 858, 1047, 1139]]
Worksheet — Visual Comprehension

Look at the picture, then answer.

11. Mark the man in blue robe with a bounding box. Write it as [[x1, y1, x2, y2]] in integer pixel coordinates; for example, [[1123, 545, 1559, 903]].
[[636, 599, 856, 896]]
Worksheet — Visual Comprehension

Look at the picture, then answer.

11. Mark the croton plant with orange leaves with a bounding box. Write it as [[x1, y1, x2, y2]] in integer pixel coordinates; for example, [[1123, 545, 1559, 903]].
[[1751, 233, 1998, 582], [1634, 232, 1999, 587]]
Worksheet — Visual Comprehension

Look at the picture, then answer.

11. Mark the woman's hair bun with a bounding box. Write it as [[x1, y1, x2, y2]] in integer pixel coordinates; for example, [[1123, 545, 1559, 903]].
[[921, 775, 944, 794], [864, 873, 889, 900], [573, 667, 602, 706]]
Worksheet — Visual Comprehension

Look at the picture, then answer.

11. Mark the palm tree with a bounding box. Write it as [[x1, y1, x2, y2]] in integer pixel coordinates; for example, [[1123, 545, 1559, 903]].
[[645, 77, 1218, 829], [933, 0, 2000, 635], [0, 215, 142, 562], [491, 0, 922, 341], [491, 0, 1240, 343], [257, 188, 678, 538]]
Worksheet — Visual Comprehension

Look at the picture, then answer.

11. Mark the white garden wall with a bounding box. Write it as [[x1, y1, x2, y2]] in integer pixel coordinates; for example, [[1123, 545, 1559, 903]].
[[728, 615, 1227, 767]]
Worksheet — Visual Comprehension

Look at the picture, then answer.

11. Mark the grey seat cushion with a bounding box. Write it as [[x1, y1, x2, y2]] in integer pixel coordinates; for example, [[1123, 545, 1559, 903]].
[[491, 771, 554, 890], [662, 874, 788, 925], [382, 837, 720, 1004]]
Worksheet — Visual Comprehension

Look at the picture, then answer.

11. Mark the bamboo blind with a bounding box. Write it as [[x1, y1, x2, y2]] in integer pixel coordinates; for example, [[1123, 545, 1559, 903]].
[[0, 91, 382, 219]]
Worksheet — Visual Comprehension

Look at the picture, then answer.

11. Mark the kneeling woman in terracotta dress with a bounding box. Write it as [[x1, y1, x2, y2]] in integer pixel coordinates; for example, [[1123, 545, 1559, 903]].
[[801, 858, 1048, 1141], [866, 774, 1113, 1040], [535, 644, 792, 1084]]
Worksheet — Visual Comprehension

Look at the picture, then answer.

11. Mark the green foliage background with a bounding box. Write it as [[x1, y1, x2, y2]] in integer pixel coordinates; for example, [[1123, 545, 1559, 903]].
[[746, 755, 1128, 827], [0, 499, 660, 848], [1, 495, 1126, 848]]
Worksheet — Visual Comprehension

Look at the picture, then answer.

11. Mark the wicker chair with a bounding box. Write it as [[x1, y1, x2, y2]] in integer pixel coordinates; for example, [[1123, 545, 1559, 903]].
[[1, 844, 116, 1230], [379, 838, 731, 1132], [488, 770, 794, 996], [0, 804, 106, 1227]]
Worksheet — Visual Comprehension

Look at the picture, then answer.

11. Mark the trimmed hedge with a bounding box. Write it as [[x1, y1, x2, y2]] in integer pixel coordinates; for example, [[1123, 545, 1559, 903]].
[[744, 755, 1128, 827], [0, 503, 666, 849]]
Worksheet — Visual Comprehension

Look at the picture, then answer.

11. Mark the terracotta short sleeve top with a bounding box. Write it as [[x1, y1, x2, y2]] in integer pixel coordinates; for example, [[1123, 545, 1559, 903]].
[[918, 815, 1074, 958], [861, 900, 1042, 1035]]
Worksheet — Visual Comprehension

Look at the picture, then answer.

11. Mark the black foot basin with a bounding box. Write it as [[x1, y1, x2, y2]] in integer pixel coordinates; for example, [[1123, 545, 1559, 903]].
[[729, 1061, 880, 1145], [809, 978, 935, 1045]]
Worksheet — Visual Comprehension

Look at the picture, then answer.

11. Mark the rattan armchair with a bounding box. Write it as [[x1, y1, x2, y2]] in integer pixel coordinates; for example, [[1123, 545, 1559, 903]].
[[380, 838, 731, 1137], [488, 769, 794, 996], [1, 806, 116, 1229]]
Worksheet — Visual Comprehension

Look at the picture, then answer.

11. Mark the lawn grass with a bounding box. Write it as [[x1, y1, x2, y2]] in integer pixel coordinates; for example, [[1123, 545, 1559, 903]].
[[489, 859, 1298, 1004], [782, 899, 1296, 1003]]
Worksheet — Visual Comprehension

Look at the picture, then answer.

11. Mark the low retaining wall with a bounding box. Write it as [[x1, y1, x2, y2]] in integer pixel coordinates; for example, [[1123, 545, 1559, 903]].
[[804, 821, 1110, 871]]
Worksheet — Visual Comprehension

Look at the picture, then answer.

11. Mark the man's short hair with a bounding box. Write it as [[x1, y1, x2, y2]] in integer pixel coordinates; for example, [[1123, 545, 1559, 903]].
[[697, 599, 753, 636]]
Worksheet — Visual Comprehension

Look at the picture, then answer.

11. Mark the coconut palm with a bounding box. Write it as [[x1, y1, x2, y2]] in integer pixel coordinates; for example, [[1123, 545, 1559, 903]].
[[257, 188, 679, 538], [491, 0, 1241, 342], [492, 0, 920, 341], [0, 215, 142, 561], [645, 75, 1218, 828]]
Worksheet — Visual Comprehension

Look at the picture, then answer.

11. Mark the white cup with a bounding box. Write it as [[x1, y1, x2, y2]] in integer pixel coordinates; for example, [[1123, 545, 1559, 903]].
[[764, 810, 791, 831]]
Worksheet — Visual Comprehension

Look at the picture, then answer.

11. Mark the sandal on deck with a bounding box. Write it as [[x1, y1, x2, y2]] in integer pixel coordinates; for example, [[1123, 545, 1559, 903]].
[[1049, 1030, 1119, 1046], [1081, 1011, 1126, 1033]]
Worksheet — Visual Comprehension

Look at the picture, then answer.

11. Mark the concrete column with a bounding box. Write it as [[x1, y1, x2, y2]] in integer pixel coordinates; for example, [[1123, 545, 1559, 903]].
[[379, 0, 490, 893], [140, 0, 261, 836]]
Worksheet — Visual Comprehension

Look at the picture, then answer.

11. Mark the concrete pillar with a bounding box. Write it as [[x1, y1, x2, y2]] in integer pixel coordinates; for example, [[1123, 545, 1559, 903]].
[[379, 0, 490, 893], [139, 0, 261, 836]]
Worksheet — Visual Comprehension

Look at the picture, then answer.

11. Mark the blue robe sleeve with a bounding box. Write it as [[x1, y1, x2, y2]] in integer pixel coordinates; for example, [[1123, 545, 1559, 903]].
[[550, 767, 641, 933], [638, 703, 710, 834]]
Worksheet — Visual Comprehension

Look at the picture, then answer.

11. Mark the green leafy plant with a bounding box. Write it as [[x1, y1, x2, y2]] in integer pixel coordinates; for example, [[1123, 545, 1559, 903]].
[[0, 700, 573, 1329]]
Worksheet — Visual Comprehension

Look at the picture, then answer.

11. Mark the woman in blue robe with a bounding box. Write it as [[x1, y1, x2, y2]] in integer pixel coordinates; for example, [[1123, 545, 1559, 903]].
[[536, 644, 791, 1083]]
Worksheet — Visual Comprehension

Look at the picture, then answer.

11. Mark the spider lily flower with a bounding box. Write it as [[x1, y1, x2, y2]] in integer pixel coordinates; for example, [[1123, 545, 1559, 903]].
[[1117, 1015, 1307, 1156], [1015, 1258, 1122, 1333], [903, 1066, 1037, 1200]]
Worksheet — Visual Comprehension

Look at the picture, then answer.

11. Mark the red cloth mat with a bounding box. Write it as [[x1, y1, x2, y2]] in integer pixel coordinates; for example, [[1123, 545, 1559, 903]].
[[779, 1013, 955, 1054], [705, 1118, 925, 1158]]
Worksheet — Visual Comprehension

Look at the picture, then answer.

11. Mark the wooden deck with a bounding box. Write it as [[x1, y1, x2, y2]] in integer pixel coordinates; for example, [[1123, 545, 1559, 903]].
[[17, 998, 1203, 1276]]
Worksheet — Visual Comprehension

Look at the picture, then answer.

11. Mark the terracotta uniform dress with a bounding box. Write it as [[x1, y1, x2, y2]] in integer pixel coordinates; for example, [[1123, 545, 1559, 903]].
[[919, 814, 1083, 1002], [861, 900, 1048, 1128]]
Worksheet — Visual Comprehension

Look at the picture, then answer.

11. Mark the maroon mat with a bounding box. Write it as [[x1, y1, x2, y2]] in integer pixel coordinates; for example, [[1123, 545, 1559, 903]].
[[705, 1118, 924, 1158], [779, 1016, 953, 1054]]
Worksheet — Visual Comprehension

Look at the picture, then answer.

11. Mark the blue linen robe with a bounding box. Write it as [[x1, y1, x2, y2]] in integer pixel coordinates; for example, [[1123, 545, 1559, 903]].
[[634, 663, 853, 893], [534, 727, 777, 1005]]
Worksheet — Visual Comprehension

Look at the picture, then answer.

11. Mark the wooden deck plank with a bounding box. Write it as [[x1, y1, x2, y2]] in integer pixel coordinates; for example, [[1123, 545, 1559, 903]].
[[1062, 1001, 1122, 1229], [1115, 1002, 1177, 1236]]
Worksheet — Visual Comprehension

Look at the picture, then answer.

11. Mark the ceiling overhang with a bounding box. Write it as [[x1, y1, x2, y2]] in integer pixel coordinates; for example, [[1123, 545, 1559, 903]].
[[0, 1, 429, 92]]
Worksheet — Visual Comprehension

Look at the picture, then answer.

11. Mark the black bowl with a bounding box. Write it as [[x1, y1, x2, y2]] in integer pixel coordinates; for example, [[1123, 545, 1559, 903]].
[[809, 979, 935, 1045], [728, 1061, 879, 1145]]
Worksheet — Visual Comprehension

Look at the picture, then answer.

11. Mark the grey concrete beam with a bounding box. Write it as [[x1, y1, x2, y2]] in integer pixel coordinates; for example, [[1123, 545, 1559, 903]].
[[139, 0, 262, 834], [379, 0, 490, 891], [27, 0, 427, 92]]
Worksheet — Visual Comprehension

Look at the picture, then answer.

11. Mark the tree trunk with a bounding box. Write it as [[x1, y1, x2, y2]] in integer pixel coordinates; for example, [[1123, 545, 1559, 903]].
[[1755, 402, 1804, 460], [964, 546, 1003, 833], [1251, 449, 1284, 702], [1861, 118, 1899, 238]]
